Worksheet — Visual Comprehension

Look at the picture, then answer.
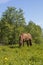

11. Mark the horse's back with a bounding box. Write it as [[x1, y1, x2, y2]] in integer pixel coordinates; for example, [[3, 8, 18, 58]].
[[20, 33, 32, 40]]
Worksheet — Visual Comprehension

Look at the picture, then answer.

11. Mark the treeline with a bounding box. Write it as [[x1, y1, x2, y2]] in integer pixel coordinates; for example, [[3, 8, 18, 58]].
[[0, 7, 43, 45]]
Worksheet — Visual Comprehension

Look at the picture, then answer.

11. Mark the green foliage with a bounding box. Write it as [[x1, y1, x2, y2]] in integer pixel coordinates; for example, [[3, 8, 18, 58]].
[[0, 6, 43, 45], [26, 21, 42, 44], [0, 7, 26, 45]]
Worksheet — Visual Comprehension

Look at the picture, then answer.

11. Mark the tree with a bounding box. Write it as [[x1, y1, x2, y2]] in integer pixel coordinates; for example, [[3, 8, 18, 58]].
[[26, 21, 42, 44], [0, 7, 26, 44]]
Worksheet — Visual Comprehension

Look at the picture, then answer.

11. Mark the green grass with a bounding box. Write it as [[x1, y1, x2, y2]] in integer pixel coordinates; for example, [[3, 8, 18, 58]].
[[0, 43, 43, 65]]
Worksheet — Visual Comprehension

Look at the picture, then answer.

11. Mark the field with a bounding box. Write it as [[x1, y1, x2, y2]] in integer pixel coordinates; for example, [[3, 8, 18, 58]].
[[0, 43, 43, 65]]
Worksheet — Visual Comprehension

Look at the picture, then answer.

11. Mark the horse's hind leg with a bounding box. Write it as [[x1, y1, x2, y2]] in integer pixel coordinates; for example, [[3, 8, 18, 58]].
[[29, 39, 32, 46], [27, 41, 29, 46]]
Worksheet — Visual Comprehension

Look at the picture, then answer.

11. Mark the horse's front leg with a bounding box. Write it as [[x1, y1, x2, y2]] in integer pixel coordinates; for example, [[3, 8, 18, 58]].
[[23, 39, 25, 47]]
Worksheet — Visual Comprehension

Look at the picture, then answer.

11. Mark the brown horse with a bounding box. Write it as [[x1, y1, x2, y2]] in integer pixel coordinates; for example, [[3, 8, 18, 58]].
[[19, 33, 32, 47]]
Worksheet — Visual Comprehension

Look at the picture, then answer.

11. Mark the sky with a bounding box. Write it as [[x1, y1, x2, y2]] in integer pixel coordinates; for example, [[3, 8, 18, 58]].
[[0, 0, 43, 28]]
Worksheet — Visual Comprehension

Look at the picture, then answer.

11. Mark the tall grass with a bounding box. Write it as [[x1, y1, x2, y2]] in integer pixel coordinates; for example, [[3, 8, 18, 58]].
[[0, 43, 43, 65]]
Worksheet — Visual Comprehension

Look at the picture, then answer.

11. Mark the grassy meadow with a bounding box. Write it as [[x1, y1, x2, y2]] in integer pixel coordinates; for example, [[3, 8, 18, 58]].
[[0, 43, 43, 65]]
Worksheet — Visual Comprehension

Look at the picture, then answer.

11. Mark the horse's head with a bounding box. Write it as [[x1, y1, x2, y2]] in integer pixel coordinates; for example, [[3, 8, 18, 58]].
[[19, 35, 23, 47]]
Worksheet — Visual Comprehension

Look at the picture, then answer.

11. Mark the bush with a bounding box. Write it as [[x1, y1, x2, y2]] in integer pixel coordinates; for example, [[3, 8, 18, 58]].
[[34, 37, 42, 44]]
